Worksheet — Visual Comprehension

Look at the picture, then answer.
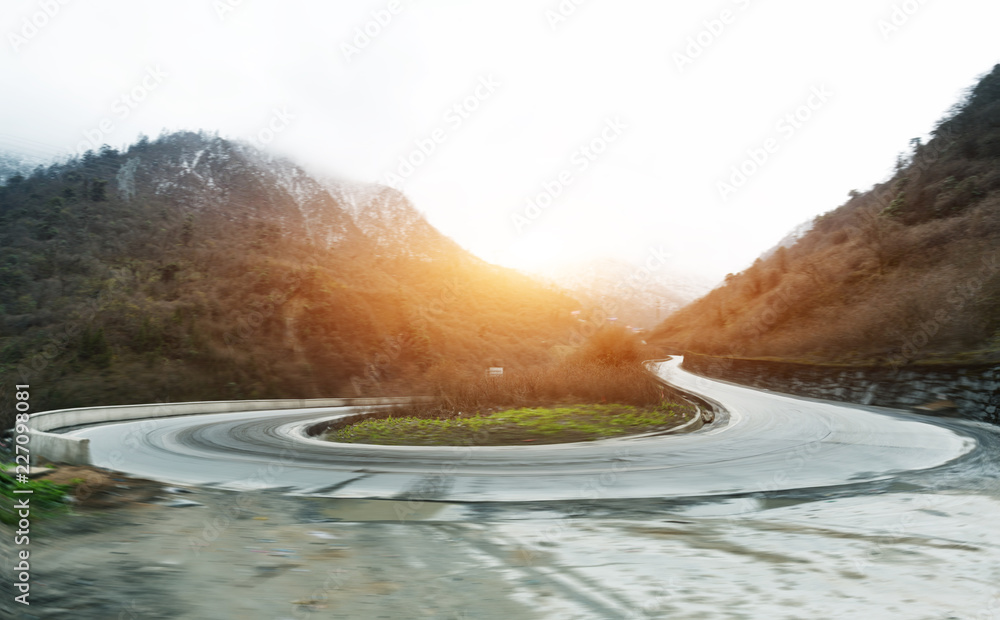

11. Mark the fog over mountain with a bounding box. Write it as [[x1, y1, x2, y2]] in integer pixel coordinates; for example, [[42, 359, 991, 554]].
[[533, 257, 713, 330]]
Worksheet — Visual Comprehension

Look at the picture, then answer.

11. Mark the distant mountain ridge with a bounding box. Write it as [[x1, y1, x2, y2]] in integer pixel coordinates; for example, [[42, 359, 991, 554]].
[[534, 257, 712, 329]]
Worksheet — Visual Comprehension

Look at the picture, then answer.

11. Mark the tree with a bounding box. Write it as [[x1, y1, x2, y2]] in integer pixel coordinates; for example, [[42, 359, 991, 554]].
[[90, 179, 108, 202], [574, 326, 644, 367], [80, 328, 111, 367], [775, 246, 789, 273], [854, 205, 902, 276]]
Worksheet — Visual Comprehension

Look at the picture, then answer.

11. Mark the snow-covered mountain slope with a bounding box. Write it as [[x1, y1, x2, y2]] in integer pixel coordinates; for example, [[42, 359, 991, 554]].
[[117, 132, 364, 250], [324, 180, 465, 260], [0, 151, 45, 183]]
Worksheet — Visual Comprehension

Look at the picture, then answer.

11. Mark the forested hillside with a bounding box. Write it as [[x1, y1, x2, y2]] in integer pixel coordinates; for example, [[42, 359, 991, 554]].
[[0, 132, 584, 428], [654, 64, 1000, 366]]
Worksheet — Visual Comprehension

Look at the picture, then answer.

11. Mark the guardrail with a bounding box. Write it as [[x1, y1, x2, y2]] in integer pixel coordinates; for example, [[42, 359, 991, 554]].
[[29, 360, 719, 466], [28, 397, 414, 466], [645, 358, 724, 425]]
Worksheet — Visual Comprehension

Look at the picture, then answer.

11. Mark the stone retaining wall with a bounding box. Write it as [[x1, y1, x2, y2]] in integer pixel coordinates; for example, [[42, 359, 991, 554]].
[[682, 354, 1000, 424]]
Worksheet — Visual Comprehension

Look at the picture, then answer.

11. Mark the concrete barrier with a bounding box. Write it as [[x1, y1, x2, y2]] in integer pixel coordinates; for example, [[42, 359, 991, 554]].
[[28, 397, 414, 466], [28, 432, 91, 465], [28, 363, 717, 466]]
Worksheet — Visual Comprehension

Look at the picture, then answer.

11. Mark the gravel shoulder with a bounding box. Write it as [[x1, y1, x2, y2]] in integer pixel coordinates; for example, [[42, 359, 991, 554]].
[[5, 467, 562, 619]]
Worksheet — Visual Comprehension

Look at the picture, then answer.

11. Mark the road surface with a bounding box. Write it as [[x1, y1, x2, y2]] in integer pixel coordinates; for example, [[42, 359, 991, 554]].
[[67, 357, 977, 501]]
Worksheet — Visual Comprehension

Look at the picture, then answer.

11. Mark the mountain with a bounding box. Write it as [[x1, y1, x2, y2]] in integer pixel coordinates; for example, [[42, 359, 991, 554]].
[[324, 180, 465, 261], [0, 151, 43, 184], [653, 63, 1000, 366], [534, 257, 711, 330], [759, 219, 813, 261], [0, 131, 582, 428]]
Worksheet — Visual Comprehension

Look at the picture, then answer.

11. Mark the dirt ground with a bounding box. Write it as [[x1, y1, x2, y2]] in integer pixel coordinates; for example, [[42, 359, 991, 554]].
[[33, 465, 165, 509], [4, 467, 583, 619], [9, 465, 1000, 619]]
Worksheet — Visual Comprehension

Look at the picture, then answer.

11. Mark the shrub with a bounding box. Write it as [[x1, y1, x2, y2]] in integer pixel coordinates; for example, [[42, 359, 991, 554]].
[[571, 325, 646, 367]]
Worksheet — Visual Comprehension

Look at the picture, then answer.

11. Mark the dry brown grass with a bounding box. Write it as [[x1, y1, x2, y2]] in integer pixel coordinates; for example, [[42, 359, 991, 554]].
[[376, 359, 679, 422], [375, 325, 670, 418]]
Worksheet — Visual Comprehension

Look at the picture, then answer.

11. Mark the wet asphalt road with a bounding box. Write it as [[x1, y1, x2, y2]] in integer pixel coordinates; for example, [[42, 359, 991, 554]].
[[68, 357, 979, 501]]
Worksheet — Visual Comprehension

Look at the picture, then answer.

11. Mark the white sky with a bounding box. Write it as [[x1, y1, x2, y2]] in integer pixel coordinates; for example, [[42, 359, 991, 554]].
[[1, 0, 998, 281]]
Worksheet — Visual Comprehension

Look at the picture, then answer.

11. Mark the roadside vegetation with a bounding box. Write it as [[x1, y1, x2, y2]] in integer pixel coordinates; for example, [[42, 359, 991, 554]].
[[325, 326, 698, 446], [0, 471, 76, 525]]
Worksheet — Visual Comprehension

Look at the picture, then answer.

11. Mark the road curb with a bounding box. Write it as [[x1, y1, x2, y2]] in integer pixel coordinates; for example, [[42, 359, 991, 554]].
[[28, 397, 418, 466]]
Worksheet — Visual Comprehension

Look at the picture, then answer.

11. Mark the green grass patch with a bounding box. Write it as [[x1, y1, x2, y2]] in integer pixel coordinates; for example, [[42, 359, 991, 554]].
[[0, 472, 75, 525], [326, 402, 696, 446]]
